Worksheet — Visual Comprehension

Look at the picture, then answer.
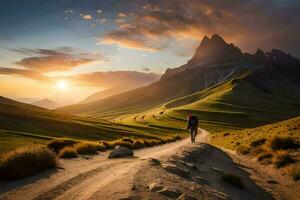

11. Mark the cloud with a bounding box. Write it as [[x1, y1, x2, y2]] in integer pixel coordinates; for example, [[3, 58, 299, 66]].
[[70, 71, 161, 87], [0, 67, 50, 81], [64, 8, 74, 14], [80, 14, 92, 20], [99, 0, 300, 55], [97, 18, 107, 23], [13, 47, 104, 72]]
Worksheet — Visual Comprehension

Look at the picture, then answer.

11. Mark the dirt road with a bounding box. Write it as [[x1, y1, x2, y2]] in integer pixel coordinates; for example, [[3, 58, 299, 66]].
[[0, 130, 272, 200]]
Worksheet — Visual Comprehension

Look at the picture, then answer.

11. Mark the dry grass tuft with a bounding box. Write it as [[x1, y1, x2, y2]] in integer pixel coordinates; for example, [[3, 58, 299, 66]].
[[0, 145, 57, 180], [290, 164, 300, 181], [268, 136, 298, 150], [59, 147, 78, 158], [250, 138, 266, 147], [75, 142, 99, 155], [273, 151, 294, 168], [236, 145, 250, 155], [48, 138, 78, 153]]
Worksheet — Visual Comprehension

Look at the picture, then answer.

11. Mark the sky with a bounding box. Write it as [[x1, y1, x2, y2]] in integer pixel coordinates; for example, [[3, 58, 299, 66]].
[[0, 0, 299, 105]]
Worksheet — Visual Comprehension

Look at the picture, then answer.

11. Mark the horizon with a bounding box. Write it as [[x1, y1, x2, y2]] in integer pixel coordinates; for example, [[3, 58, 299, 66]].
[[1, 0, 300, 105]]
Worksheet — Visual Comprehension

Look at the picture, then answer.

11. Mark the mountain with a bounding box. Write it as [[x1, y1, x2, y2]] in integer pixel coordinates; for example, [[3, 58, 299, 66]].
[[81, 81, 157, 104], [57, 34, 300, 128], [31, 98, 58, 109]]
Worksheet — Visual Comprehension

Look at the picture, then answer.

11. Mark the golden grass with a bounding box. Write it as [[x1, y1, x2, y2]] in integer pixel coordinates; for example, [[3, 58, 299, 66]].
[[48, 138, 78, 153], [268, 136, 298, 150], [290, 164, 300, 181], [0, 145, 57, 180], [273, 151, 294, 168], [75, 142, 99, 155], [58, 147, 78, 158]]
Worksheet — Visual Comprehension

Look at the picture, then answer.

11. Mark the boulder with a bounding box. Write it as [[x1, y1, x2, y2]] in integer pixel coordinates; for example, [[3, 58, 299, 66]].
[[148, 158, 161, 166], [157, 187, 182, 198], [148, 182, 164, 192], [108, 146, 133, 158]]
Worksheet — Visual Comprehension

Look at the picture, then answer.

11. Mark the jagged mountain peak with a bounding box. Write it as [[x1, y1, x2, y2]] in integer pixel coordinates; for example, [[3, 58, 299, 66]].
[[187, 34, 243, 66]]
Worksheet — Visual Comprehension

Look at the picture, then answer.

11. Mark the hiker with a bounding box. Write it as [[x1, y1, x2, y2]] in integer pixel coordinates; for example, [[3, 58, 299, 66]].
[[187, 114, 199, 143]]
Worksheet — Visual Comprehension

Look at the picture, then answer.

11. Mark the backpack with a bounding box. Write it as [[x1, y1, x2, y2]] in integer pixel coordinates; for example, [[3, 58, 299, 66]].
[[189, 116, 198, 126]]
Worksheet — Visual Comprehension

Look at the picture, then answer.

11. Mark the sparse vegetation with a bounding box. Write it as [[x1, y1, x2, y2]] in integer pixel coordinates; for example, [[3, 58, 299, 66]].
[[75, 142, 99, 155], [257, 153, 272, 162], [290, 164, 300, 181], [48, 138, 78, 153], [273, 151, 294, 168], [59, 147, 78, 158], [0, 145, 57, 180], [268, 136, 298, 150], [236, 145, 250, 155], [250, 138, 266, 147], [221, 173, 244, 189]]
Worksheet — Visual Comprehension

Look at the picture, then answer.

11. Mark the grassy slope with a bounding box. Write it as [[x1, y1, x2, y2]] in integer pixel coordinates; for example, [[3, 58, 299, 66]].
[[0, 97, 181, 152], [210, 116, 300, 150], [57, 64, 243, 119], [115, 69, 300, 134]]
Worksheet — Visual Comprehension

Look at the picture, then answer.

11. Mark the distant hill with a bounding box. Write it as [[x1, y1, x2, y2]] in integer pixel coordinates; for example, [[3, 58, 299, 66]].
[[31, 98, 58, 109], [80, 71, 161, 104], [0, 96, 181, 152], [81, 82, 157, 104]]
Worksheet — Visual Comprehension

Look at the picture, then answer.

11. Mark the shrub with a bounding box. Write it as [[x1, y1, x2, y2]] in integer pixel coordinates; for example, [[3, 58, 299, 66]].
[[223, 133, 230, 137], [268, 136, 298, 150], [0, 145, 57, 180], [221, 173, 244, 189], [109, 140, 134, 149], [173, 135, 181, 140], [257, 153, 272, 162], [236, 145, 250, 155], [250, 138, 266, 148], [121, 137, 134, 143], [273, 151, 294, 168], [290, 164, 300, 181], [59, 147, 78, 158], [132, 140, 145, 149], [95, 143, 106, 151], [48, 138, 78, 153], [75, 143, 99, 155]]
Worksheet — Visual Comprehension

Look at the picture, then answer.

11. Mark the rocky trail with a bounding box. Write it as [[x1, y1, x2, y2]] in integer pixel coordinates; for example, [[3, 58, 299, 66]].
[[0, 130, 273, 200]]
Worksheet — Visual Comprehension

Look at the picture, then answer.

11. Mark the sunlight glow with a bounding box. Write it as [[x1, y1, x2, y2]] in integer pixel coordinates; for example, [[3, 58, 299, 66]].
[[56, 80, 68, 90]]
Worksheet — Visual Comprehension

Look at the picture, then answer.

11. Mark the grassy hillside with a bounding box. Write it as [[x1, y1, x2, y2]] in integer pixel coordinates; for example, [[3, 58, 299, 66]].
[[210, 116, 300, 150], [0, 97, 183, 152], [114, 69, 300, 133], [57, 64, 245, 118]]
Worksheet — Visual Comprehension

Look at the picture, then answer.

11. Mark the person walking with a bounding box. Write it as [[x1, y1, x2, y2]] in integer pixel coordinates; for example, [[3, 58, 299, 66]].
[[187, 114, 199, 143]]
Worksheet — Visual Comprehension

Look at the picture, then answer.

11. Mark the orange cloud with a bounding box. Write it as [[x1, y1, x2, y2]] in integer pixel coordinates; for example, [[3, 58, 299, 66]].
[[99, 0, 300, 55], [0, 67, 51, 81], [13, 48, 103, 72]]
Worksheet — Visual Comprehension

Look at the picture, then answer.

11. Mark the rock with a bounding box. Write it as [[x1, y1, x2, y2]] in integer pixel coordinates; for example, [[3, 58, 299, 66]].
[[157, 187, 182, 198], [108, 146, 133, 158], [162, 164, 190, 177], [194, 176, 209, 185], [149, 158, 161, 166], [148, 182, 164, 192], [177, 194, 198, 200]]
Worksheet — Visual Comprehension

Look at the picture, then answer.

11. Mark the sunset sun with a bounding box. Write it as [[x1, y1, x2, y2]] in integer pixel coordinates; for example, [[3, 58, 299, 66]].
[[56, 80, 68, 90]]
